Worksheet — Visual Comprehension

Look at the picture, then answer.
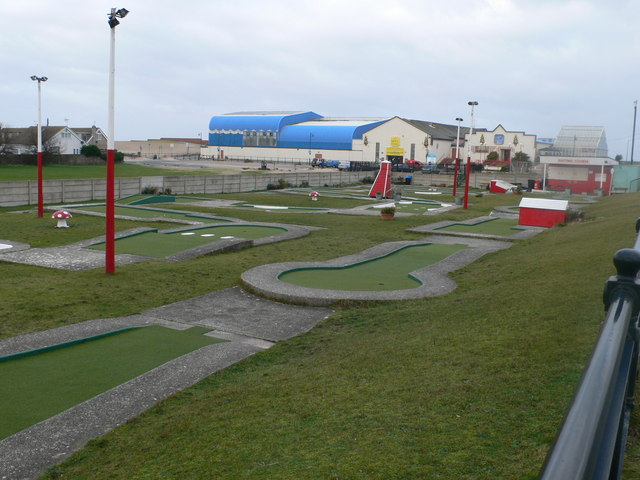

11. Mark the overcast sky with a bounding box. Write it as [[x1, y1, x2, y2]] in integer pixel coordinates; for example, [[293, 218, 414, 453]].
[[1, 0, 638, 158]]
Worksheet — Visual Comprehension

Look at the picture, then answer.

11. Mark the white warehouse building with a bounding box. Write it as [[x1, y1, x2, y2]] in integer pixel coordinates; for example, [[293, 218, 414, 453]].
[[202, 111, 536, 168]]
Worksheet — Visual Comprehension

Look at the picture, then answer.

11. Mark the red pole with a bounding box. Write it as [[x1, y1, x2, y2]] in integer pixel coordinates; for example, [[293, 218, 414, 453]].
[[105, 149, 115, 273], [37, 152, 44, 217], [463, 156, 471, 209], [452, 158, 459, 197]]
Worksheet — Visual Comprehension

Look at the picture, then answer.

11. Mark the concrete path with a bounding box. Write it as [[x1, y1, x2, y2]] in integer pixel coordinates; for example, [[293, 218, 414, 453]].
[[0, 287, 332, 480]]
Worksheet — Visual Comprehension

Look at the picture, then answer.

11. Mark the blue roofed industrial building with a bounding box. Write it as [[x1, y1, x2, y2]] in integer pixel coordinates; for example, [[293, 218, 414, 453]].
[[203, 111, 538, 168]]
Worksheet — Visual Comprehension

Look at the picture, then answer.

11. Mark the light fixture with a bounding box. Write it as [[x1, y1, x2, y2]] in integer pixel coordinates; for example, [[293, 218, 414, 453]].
[[107, 7, 129, 29]]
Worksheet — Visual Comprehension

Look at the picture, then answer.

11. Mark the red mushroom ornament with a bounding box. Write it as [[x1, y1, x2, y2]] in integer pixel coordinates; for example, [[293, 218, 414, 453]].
[[52, 210, 72, 228], [309, 191, 320, 201]]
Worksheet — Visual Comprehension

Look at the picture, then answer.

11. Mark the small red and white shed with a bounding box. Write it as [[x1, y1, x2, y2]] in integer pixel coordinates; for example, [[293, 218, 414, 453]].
[[489, 179, 517, 193], [518, 198, 568, 227]]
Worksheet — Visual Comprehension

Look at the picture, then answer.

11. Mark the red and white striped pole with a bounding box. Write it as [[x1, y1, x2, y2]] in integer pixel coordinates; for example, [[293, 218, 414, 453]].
[[31, 75, 47, 218], [453, 117, 462, 197], [105, 7, 129, 274], [464, 101, 478, 209]]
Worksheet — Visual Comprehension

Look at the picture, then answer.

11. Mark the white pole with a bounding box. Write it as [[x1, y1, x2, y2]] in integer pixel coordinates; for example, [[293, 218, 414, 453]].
[[108, 9, 116, 152], [37, 81, 42, 155]]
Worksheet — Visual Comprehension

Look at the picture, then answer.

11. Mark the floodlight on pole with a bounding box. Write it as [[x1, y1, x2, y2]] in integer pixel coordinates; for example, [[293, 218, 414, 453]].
[[31, 75, 48, 218], [464, 102, 478, 209], [105, 7, 129, 274], [453, 117, 463, 197]]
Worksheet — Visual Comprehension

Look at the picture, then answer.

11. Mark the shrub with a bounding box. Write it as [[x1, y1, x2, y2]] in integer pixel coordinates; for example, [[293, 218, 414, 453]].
[[380, 206, 396, 215], [277, 178, 291, 189], [362, 176, 373, 184], [566, 208, 585, 223], [141, 186, 160, 194], [81, 144, 102, 157], [266, 183, 278, 190], [300, 180, 310, 188]]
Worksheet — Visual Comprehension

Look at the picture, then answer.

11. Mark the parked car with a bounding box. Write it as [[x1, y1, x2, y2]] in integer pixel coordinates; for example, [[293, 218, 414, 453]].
[[421, 166, 441, 174], [404, 159, 424, 170]]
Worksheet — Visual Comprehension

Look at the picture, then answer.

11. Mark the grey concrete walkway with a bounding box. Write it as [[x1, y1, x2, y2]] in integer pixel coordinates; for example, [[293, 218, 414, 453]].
[[0, 287, 332, 480]]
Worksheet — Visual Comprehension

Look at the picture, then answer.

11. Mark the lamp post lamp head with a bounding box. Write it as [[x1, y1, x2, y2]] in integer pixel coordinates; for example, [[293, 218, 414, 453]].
[[468, 101, 478, 106], [108, 7, 129, 28], [31, 75, 48, 83], [455, 117, 463, 122]]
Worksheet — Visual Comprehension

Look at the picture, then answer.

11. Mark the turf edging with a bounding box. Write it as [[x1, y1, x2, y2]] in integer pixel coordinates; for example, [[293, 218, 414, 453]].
[[241, 235, 512, 306]]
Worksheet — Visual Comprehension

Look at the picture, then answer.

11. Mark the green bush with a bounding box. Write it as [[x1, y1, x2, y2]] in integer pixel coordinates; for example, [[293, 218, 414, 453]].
[[141, 186, 160, 195], [81, 144, 102, 157], [380, 206, 396, 215]]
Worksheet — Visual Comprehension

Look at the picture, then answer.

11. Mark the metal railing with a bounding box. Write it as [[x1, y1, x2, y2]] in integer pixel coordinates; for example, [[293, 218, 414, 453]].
[[538, 220, 640, 479]]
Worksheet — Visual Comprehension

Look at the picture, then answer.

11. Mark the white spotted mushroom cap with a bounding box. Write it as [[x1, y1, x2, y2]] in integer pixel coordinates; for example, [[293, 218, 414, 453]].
[[52, 210, 73, 219]]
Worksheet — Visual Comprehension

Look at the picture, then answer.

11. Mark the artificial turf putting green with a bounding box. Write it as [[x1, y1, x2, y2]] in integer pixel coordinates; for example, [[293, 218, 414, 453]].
[[88, 225, 287, 258], [278, 242, 468, 291], [435, 217, 526, 236], [0, 326, 223, 440], [76, 204, 228, 222]]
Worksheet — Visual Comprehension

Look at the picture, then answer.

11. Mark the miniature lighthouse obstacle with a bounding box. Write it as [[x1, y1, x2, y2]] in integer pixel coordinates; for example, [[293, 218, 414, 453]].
[[369, 161, 393, 198]]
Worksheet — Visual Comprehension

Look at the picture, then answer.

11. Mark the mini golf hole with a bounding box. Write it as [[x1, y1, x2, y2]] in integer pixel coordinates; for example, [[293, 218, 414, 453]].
[[200, 234, 215, 237], [221, 236, 234, 239], [180, 232, 195, 236]]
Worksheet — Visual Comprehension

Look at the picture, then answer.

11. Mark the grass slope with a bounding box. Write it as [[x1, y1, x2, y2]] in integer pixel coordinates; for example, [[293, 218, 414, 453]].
[[0, 192, 638, 478]]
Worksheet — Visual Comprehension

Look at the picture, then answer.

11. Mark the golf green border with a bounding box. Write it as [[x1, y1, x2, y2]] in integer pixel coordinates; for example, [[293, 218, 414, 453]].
[[242, 235, 512, 306], [277, 242, 433, 288], [408, 215, 545, 240], [0, 327, 142, 363]]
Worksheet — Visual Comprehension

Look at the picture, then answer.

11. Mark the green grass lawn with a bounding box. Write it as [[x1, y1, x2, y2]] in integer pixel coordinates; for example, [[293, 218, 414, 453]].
[[88, 225, 287, 258], [0, 164, 227, 181], [279, 242, 468, 290], [436, 217, 526, 236], [3, 191, 640, 478], [0, 326, 222, 440]]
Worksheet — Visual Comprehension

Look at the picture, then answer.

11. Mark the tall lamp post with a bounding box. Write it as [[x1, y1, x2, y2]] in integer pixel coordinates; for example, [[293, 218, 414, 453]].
[[453, 117, 463, 197], [632, 100, 638, 165], [31, 75, 48, 217], [464, 101, 478, 209], [105, 7, 129, 274]]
